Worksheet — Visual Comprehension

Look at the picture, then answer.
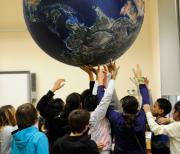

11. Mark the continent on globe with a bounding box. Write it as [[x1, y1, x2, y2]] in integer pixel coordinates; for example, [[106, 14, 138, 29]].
[[23, 0, 145, 66]]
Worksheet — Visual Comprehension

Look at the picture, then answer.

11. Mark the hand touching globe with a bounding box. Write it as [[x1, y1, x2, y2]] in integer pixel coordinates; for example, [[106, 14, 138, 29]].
[[23, 0, 144, 66]]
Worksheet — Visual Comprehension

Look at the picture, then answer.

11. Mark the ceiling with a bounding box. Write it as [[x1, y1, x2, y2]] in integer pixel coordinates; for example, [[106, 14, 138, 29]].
[[0, 0, 27, 31]]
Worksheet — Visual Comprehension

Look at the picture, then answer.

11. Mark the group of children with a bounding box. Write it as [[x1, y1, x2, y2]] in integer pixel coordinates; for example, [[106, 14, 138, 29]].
[[0, 62, 180, 154]]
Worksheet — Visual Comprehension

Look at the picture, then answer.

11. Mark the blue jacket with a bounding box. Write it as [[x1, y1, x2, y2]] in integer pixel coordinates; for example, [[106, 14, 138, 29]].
[[105, 84, 150, 154], [11, 126, 49, 154]]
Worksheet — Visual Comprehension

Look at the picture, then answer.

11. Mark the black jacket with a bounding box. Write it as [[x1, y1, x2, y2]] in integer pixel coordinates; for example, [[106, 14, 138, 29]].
[[36, 91, 69, 149], [52, 134, 100, 154]]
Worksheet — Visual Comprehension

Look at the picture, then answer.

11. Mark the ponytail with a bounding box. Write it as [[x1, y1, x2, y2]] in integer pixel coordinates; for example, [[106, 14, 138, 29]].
[[123, 113, 136, 128], [121, 95, 139, 128]]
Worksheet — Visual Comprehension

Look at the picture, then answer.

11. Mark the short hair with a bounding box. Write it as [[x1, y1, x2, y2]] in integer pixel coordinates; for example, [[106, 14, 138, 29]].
[[83, 95, 98, 112], [68, 109, 90, 133], [48, 98, 64, 117], [0, 105, 16, 128], [16, 103, 38, 129], [64, 93, 82, 118], [81, 89, 92, 103], [156, 98, 172, 116]]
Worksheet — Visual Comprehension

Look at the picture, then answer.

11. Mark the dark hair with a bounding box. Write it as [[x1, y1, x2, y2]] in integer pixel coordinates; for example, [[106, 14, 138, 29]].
[[16, 103, 38, 129], [48, 98, 64, 118], [0, 105, 16, 128], [83, 95, 98, 112], [121, 95, 139, 128], [156, 98, 172, 116], [64, 93, 82, 118], [68, 109, 90, 133], [174, 101, 180, 114], [81, 89, 92, 104]]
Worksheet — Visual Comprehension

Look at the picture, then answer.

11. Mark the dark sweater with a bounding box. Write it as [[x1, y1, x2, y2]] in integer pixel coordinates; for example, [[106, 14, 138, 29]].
[[151, 118, 170, 154], [52, 134, 100, 154], [36, 91, 69, 150], [106, 84, 150, 154]]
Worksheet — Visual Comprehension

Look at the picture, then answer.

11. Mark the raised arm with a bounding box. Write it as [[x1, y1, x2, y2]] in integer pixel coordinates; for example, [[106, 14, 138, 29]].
[[36, 79, 65, 118], [80, 65, 95, 94], [90, 63, 119, 122], [144, 104, 178, 137], [133, 64, 150, 107]]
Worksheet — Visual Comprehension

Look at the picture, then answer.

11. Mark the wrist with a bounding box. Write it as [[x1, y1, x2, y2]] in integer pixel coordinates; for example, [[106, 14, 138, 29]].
[[98, 80, 104, 85], [136, 77, 145, 84], [51, 88, 56, 93]]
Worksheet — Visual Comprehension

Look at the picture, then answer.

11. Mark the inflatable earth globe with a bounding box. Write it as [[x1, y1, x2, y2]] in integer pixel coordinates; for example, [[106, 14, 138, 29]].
[[23, 0, 145, 66]]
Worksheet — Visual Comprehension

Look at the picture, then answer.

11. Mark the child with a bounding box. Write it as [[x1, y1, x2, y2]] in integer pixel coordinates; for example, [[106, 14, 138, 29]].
[[0, 105, 17, 154], [11, 103, 49, 154], [105, 65, 150, 154], [85, 62, 119, 154], [151, 98, 172, 154], [52, 109, 100, 154], [144, 101, 180, 154], [36, 79, 69, 151]]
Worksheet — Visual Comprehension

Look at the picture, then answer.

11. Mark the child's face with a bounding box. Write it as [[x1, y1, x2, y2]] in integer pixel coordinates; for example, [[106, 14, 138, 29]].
[[173, 109, 180, 121], [151, 102, 164, 117]]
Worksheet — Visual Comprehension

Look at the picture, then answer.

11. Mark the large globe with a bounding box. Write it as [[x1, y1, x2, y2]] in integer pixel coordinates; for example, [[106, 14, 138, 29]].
[[23, 0, 144, 66]]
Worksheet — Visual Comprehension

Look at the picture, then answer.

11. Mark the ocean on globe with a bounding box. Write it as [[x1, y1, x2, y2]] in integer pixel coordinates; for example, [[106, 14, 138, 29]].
[[23, 0, 145, 66]]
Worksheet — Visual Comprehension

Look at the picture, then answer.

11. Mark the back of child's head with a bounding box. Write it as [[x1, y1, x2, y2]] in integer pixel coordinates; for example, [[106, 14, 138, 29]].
[[68, 109, 90, 133], [81, 89, 92, 104], [16, 103, 38, 129], [121, 95, 139, 114], [0, 105, 16, 128], [83, 95, 98, 112], [121, 95, 139, 128], [156, 98, 172, 116], [48, 98, 64, 117], [64, 92, 82, 118]]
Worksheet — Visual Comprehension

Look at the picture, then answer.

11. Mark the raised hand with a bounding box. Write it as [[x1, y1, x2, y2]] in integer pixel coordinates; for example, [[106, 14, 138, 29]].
[[80, 65, 94, 81], [133, 64, 142, 78], [111, 61, 120, 80], [51, 79, 65, 93], [106, 59, 115, 73], [97, 65, 104, 86]]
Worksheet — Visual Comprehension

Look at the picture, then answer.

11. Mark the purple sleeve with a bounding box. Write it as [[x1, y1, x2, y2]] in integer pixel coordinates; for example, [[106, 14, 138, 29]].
[[139, 84, 150, 105], [106, 105, 123, 125], [97, 85, 105, 103]]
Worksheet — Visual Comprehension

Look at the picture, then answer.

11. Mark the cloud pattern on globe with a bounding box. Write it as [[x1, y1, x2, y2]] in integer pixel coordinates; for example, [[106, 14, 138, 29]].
[[23, 0, 145, 66]]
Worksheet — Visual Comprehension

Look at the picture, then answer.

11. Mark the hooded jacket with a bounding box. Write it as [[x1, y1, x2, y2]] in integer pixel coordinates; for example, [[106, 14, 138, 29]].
[[11, 126, 49, 154]]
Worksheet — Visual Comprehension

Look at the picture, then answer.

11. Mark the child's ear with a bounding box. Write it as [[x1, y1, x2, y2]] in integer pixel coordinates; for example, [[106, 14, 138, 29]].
[[159, 109, 164, 115]]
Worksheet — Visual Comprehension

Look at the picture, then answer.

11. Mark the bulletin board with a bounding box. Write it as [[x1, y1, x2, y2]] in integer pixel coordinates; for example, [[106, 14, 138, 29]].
[[0, 71, 31, 108]]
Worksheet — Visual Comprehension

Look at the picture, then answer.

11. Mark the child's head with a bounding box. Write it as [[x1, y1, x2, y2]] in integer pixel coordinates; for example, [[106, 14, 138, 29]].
[[173, 101, 180, 121], [82, 95, 98, 112], [121, 95, 139, 128], [0, 105, 16, 128], [152, 98, 172, 117], [121, 95, 139, 114], [64, 92, 82, 118], [68, 109, 90, 134], [16, 103, 38, 129], [48, 98, 64, 117], [81, 89, 92, 103]]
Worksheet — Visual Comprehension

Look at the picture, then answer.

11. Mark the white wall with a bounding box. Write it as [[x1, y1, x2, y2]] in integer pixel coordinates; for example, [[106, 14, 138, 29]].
[[0, 0, 159, 106]]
